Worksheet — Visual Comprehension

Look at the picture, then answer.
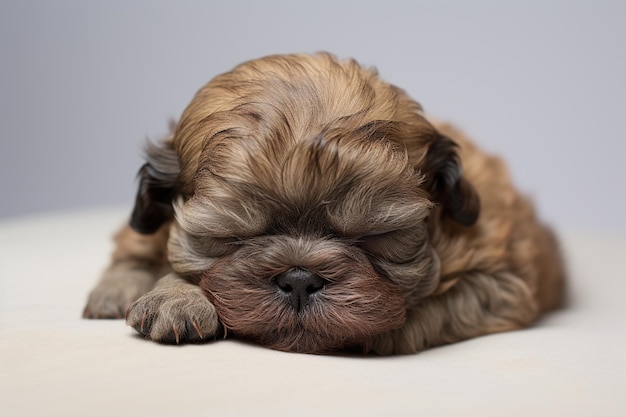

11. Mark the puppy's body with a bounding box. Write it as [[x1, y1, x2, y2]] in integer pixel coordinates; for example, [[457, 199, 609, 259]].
[[84, 53, 564, 354]]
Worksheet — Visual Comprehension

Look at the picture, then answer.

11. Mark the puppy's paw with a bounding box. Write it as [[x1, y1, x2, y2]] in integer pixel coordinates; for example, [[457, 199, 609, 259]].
[[126, 286, 222, 343], [83, 269, 155, 319]]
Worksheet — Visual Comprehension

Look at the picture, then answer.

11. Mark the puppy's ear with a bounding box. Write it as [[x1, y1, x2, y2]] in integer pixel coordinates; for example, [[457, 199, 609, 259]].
[[130, 141, 180, 234], [424, 135, 480, 226]]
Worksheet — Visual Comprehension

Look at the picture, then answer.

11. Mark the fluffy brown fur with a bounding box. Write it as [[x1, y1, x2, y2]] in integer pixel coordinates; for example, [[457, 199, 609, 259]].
[[83, 53, 564, 354]]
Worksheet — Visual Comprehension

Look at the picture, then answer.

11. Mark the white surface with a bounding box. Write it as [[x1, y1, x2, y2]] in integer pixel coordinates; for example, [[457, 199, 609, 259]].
[[1, 208, 625, 416], [1, 1, 626, 234]]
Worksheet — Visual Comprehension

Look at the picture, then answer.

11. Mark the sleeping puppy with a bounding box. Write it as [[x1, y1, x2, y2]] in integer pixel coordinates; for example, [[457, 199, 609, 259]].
[[83, 53, 565, 354]]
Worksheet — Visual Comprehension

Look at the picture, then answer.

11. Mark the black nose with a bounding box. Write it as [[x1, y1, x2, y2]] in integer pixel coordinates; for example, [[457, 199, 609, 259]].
[[274, 268, 326, 312]]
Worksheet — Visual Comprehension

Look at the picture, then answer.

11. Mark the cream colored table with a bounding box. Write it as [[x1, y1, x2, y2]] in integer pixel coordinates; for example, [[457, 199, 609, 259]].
[[1, 208, 625, 416]]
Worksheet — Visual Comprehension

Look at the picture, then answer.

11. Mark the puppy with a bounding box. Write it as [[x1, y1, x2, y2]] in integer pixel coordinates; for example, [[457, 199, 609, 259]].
[[83, 53, 565, 354]]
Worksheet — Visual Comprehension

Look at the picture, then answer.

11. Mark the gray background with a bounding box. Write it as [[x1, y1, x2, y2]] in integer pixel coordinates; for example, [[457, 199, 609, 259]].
[[1, 0, 625, 234]]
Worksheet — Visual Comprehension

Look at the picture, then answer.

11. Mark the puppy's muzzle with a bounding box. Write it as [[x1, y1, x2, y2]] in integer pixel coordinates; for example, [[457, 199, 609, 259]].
[[274, 268, 327, 312]]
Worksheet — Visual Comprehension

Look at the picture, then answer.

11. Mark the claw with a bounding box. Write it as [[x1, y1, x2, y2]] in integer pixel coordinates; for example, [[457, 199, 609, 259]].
[[191, 321, 204, 340], [140, 315, 146, 333], [173, 324, 180, 344]]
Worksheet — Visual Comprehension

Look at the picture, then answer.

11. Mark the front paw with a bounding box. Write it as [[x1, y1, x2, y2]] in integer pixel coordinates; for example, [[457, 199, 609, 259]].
[[83, 269, 155, 319], [126, 286, 222, 343]]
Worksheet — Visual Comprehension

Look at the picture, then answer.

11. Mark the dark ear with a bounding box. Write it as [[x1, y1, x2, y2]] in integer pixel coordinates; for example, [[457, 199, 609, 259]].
[[130, 141, 180, 234], [424, 135, 480, 226]]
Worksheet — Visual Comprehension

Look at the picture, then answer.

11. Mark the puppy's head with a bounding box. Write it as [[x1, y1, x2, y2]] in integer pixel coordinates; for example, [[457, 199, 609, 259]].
[[131, 53, 479, 353]]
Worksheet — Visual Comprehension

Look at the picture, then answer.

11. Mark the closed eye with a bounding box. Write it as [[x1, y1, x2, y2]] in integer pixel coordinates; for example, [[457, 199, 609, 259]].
[[358, 230, 403, 249], [359, 229, 398, 238], [358, 228, 423, 264], [187, 235, 241, 257]]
